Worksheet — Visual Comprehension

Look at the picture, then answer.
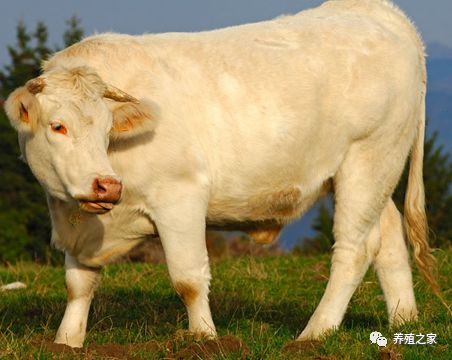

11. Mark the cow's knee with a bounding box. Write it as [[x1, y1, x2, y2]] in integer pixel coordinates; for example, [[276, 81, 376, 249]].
[[55, 254, 101, 347]]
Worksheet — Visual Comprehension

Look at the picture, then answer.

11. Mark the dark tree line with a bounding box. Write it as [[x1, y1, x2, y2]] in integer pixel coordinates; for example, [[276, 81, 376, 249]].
[[0, 16, 83, 98], [0, 17, 450, 263], [0, 17, 83, 263]]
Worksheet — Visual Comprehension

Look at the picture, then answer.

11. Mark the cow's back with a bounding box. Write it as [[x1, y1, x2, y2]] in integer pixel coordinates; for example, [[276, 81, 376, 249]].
[[43, 0, 425, 225]]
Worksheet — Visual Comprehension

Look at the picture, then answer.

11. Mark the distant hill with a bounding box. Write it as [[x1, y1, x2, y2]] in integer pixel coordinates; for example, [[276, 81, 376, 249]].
[[426, 53, 452, 154]]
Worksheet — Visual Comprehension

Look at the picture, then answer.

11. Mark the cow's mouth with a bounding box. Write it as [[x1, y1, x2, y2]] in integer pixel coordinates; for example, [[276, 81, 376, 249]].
[[79, 200, 115, 214]]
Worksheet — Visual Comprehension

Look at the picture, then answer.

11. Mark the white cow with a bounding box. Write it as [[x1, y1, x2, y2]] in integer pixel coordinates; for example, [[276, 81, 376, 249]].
[[5, 0, 438, 348]]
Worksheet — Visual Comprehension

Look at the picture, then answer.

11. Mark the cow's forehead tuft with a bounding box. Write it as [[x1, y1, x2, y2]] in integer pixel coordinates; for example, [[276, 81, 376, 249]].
[[43, 66, 106, 102]]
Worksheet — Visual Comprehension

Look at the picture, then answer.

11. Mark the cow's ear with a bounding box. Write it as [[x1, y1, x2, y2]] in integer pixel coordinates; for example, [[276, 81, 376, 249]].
[[110, 100, 157, 141], [4, 87, 40, 133]]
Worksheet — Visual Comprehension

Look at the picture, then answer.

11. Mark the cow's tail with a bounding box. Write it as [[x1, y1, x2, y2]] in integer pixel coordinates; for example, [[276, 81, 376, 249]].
[[403, 93, 450, 313]]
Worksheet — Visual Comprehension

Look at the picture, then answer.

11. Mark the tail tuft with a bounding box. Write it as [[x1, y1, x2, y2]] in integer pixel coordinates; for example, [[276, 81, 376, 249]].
[[404, 95, 451, 314]]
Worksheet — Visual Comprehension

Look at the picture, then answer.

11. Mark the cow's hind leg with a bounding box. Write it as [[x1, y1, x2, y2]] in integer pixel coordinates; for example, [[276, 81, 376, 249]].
[[374, 199, 417, 325], [55, 254, 101, 347], [298, 139, 409, 340]]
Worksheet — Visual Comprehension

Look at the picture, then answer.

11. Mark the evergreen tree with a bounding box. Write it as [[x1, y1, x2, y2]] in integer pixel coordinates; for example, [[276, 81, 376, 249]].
[[0, 20, 52, 259], [0, 17, 84, 263], [0, 20, 38, 97], [34, 21, 52, 65], [311, 199, 334, 250], [63, 15, 84, 48], [294, 199, 334, 254]]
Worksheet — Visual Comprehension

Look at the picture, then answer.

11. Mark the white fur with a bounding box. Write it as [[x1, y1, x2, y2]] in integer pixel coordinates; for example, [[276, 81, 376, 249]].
[[5, 0, 425, 347], [55, 254, 101, 347]]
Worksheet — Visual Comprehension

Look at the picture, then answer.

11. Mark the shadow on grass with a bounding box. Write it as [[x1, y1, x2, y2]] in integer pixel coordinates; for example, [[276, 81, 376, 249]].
[[1, 285, 384, 340]]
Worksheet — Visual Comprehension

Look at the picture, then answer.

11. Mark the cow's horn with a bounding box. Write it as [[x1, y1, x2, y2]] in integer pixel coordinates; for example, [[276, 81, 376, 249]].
[[26, 77, 46, 94], [104, 85, 139, 103]]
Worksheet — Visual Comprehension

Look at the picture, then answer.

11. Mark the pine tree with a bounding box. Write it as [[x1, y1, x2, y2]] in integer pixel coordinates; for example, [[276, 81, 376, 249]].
[[0, 20, 38, 97], [0, 20, 51, 260], [0, 17, 85, 263], [63, 15, 84, 48], [0, 16, 83, 99], [34, 21, 52, 65], [310, 199, 334, 251], [294, 198, 334, 254]]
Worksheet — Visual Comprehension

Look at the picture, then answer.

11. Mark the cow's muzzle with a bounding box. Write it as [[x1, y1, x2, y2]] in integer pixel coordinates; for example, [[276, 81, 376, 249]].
[[76, 177, 123, 214]]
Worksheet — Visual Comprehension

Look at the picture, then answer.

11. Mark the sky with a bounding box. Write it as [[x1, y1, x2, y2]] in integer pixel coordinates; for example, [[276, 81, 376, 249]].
[[1, 0, 452, 66]]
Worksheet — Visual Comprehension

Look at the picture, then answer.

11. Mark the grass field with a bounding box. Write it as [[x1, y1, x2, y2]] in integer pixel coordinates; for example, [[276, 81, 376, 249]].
[[0, 249, 451, 359]]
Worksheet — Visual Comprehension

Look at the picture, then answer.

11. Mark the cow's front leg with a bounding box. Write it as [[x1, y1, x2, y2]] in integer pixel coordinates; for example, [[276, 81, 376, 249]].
[[55, 253, 101, 347], [151, 189, 216, 338]]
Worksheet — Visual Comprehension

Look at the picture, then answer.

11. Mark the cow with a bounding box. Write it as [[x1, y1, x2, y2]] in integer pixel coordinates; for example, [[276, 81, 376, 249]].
[[5, 0, 439, 348]]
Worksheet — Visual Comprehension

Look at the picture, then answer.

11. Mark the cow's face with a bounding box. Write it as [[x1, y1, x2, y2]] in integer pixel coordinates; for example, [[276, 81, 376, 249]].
[[5, 66, 156, 214]]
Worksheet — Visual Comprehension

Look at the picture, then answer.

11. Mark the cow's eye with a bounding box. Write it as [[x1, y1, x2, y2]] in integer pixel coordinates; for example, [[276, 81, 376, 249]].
[[51, 123, 68, 135]]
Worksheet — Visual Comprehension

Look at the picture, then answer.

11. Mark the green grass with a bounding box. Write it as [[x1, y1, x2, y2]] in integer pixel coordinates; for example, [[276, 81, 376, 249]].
[[0, 250, 451, 359]]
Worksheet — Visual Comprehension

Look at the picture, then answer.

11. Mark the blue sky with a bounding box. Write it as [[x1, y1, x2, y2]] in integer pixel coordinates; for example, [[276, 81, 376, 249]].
[[1, 0, 452, 66]]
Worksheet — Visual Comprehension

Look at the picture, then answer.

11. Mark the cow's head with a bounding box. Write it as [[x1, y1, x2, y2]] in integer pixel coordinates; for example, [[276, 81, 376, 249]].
[[5, 66, 156, 214]]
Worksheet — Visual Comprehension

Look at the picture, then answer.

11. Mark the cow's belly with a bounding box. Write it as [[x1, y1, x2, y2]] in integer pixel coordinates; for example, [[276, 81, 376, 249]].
[[207, 178, 333, 225], [197, 75, 353, 224], [205, 116, 344, 224]]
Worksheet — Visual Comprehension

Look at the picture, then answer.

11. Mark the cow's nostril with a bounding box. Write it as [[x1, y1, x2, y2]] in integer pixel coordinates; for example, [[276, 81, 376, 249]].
[[92, 177, 122, 202], [95, 180, 108, 194]]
